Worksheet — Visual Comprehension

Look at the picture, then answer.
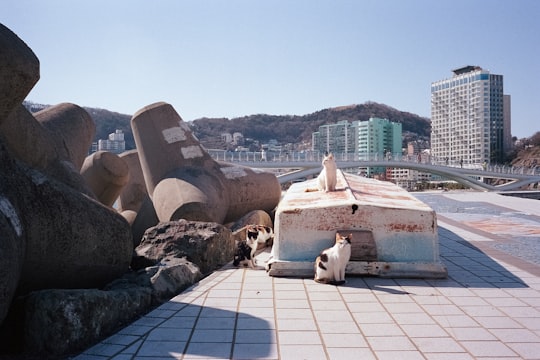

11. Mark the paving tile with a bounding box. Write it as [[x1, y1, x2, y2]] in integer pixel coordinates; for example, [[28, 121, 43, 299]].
[[310, 300, 348, 310], [183, 342, 232, 359], [161, 316, 197, 329], [316, 321, 362, 334], [137, 340, 186, 357], [195, 317, 236, 330], [474, 316, 523, 329], [278, 331, 322, 345], [190, 329, 234, 343], [358, 323, 404, 337], [238, 307, 275, 319], [346, 301, 385, 312], [392, 312, 438, 325], [146, 327, 192, 341], [307, 291, 342, 301], [239, 297, 274, 308], [321, 333, 368, 347], [367, 336, 416, 350], [448, 327, 497, 341], [274, 298, 310, 309], [279, 344, 327, 360], [374, 350, 426, 360], [232, 343, 279, 360], [489, 328, 540, 342], [326, 347, 377, 360], [382, 302, 425, 313], [312, 309, 354, 322], [433, 314, 479, 328], [275, 308, 313, 319], [507, 342, 540, 360], [400, 324, 448, 338], [277, 318, 317, 331], [411, 337, 465, 353], [352, 311, 394, 324], [235, 329, 277, 344], [460, 341, 517, 357], [274, 290, 307, 299]]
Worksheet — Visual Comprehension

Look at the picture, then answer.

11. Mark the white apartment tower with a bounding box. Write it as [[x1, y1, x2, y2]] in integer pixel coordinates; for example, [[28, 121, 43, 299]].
[[431, 66, 510, 165]]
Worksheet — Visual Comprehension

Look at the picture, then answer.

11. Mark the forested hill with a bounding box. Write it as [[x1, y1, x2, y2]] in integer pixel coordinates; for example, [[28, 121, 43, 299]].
[[24, 101, 430, 150], [190, 102, 431, 147]]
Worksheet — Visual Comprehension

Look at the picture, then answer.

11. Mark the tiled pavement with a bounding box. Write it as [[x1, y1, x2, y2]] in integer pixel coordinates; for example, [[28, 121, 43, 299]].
[[76, 192, 540, 360]]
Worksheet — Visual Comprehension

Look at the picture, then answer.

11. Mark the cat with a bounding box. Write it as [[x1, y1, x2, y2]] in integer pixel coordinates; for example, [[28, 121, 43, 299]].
[[234, 225, 274, 268], [317, 153, 337, 192], [246, 224, 274, 249], [314, 232, 352, 285], [233, 240, 255, 268]]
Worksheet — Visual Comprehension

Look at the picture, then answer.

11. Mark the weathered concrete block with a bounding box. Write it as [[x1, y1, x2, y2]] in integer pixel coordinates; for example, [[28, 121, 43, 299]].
[[81, 150, 129, 207], [0, 105, 57, 169], [34, 102, 95, 170], [0, 24, 39, 124], [117, 150, 159, 246], [6, 161, 134, 294], [268, 171, 447, 278], [131, 102, 281, 224]]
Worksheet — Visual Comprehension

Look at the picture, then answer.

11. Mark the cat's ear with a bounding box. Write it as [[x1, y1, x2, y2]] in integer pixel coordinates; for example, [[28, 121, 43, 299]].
[[335, 232, 341, 242]]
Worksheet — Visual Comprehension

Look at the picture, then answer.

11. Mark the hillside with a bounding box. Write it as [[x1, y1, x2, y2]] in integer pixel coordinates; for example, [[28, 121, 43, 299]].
[[24, 101, 431, 151], [190, 102, 431, 148]]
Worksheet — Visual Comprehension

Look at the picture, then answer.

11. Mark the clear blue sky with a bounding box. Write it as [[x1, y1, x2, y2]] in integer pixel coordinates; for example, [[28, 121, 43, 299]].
[[2, 0, 539, 138]]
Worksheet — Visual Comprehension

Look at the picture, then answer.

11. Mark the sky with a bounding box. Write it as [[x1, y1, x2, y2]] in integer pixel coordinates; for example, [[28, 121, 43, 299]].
[[2, 0, 539, 138]]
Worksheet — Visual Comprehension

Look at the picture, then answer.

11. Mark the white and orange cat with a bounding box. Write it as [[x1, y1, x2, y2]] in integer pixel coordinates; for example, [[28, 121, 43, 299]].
[[314, 232, 352, 285], [317, 153, 337, 192]]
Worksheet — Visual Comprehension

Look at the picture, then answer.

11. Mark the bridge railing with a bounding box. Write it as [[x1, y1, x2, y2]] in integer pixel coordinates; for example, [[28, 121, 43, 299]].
[[207, 149, 540, 176]]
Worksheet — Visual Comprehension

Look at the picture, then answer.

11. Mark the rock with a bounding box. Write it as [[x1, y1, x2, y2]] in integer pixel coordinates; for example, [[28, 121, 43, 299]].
[[0, 23, 40, 124], [135, 219, 235, 276], [21, 287, 152, 356]]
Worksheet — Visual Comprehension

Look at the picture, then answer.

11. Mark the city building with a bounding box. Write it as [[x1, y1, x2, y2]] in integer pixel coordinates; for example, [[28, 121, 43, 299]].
[[431, 66, 511, 166], [312, 117, 402, 159], [312, 117, 402, 177], [353, 117, 402, 160], [311, 120, 355, 155], [97, 129, 125, 154]]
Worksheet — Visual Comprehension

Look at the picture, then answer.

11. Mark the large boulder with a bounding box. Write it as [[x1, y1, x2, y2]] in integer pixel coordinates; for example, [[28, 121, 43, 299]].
[[21, 287, 152, 356], [135, 219, 235, 276], [0, 141, 133, 295], [0, 23, 39, 124]]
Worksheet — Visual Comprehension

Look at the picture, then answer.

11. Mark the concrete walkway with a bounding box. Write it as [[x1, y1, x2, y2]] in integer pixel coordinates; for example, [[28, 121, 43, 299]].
[[75, 192, 540, 360]]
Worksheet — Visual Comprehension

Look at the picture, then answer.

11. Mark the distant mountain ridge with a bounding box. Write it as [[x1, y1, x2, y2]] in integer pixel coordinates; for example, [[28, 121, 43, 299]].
[[23, 101, 432, 151], [191, 101, 432, 148]]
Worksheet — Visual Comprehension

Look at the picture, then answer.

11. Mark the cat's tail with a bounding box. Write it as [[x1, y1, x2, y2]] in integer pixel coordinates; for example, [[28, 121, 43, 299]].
[[304, 188, 319, 192]]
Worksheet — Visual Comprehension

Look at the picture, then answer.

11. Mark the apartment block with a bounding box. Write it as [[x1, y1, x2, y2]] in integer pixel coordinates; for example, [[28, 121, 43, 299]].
[[431, 66, 510, 165]]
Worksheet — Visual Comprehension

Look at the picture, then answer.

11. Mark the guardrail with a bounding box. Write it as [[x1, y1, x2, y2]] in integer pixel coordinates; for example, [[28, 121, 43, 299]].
[[207, 149, 540, 176]]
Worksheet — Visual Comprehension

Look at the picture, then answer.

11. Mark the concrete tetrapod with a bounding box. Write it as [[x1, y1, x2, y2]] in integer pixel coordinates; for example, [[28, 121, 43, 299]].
[[131, 102, 281, 224]]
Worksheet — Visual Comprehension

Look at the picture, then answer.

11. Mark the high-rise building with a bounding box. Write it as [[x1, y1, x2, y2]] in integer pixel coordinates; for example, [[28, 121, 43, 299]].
[[311, 117, 402, 159], [431, 66, 510, 165], [98, 129, 125, 154], [352, 117, 402, 160]]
